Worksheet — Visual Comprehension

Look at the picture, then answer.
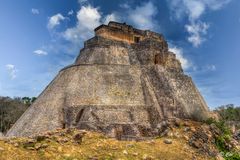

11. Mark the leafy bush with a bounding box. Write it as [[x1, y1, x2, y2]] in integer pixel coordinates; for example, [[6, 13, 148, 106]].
[[205, 118, 239, 159], [205, 117, 215, 125], [223, 152, 240, 160], [205, 118, 231, 135]]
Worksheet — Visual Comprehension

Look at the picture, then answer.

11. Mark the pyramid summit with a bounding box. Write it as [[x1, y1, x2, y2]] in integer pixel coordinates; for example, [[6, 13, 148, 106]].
[[7, 21, 210, 139]]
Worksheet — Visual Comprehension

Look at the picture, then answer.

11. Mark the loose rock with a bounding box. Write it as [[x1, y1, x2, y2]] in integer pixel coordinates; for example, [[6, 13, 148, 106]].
[[183, 135, 189, 141], [0, 132, 4, 137], [184, 127, 191, 132], [142, 154, 153, 160], [215, 154, 225, 160], [23, 139, 37, 148], [174, 118, 182, 127], [0, 147, 5, 151], [13, 143, 19, 147], [73, 133, 84, 144], [123, 150, 128, 155], [164, 139, 172, 144]]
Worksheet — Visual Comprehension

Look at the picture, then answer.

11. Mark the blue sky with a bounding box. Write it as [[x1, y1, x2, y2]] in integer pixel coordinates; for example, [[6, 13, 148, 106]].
[[0, 0, 239, 108]]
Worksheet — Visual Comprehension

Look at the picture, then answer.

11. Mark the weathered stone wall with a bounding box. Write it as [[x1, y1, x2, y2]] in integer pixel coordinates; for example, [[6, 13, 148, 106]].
[[154, 66, 209, 120], [95, 26, 137, 44], [76, 38, 131, 65], [63, 105, 154, 138], [7, 65, 146, 137]]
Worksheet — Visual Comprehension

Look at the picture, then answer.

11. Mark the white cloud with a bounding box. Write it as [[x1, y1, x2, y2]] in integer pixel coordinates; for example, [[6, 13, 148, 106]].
[[192, 64, 217, 72], [78, 0, 88, 4], [183, 0, 231, 22], [185, 21, 209, 47], [33, 50, 48, 55], [168, 0, 231, 21], [76, 6, 101, 30], [167, 0, 185, 20], [203, 0, 231, 10], [104, 13, 119, 24], [63, 5, 101, 43], [48, 13, 65, 29], [127, 1, 158, 30], [5, 64, 17, 80], [183, 0, 205, 21], [68, 10, 74, 15], [206, 64, 216, 71], [120, 3, 131, 9], [169, 46, 191, 70], [167, 0, 231, 47], [31, 8, 39, 15]]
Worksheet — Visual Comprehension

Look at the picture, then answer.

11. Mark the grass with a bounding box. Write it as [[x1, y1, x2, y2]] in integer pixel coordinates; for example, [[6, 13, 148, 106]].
[[0, 127, 211, 160]]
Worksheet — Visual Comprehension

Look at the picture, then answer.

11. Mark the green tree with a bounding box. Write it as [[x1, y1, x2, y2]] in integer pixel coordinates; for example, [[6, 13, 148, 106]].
[[215, 104, 240, 121], [22, 97, 31, 106], [31, 97, 37, 103]]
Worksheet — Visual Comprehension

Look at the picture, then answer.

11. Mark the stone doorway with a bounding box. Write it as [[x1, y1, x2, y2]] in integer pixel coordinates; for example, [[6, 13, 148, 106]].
[[154, 54, 161, 64], [134, 36, 140, 43]]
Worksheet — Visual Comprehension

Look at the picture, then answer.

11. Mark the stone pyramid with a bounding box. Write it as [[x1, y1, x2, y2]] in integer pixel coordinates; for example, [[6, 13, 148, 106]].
[[7, 22, 210, 138]]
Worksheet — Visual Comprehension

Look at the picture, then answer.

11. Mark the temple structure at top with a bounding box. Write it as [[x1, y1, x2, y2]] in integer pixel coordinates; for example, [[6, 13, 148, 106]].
[[76, 21, 179, 70], [94, 21, 164, 44]]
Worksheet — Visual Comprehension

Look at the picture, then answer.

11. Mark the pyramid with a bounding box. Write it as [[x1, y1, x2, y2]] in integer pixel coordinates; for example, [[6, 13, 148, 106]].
[[7, 22, 210, 138]]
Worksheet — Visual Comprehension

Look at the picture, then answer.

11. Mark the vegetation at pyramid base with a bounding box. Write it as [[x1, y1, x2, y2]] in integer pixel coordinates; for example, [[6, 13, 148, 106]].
[[205, 104, 240, 160], [205, 120, 240, 160], [0, 96, 36, 133], [214, 104, 240, 122]]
